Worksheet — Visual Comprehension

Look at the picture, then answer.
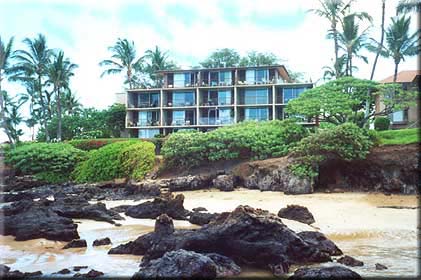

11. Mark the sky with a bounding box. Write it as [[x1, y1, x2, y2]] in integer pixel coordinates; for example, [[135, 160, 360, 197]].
[[0, 0, 419, 141]]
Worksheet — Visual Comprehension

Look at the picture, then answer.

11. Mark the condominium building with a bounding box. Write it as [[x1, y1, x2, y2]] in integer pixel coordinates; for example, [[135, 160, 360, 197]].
[[126, 65, 313, 138]]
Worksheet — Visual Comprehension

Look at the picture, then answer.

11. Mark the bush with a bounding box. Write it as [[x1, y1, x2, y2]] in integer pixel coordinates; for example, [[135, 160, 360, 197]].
[[161, 120, 308, 169], [73, 140, 155, 183], [5, 143, 86, 183], [68, 138, 129, 151], [374, 117, 390, 131], [377, 128, 420, 145], [289, 123, 374, 178]]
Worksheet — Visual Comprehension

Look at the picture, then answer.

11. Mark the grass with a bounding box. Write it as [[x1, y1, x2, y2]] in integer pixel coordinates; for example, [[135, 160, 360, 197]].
[[377, 128, 420, 145]]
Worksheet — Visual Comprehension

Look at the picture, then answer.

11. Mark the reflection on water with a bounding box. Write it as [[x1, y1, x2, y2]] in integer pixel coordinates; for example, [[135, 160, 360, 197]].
[[0, 189, 418, 277]]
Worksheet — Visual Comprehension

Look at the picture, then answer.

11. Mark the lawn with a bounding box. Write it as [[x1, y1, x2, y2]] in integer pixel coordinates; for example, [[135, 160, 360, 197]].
[[377, 128, 420, 145]]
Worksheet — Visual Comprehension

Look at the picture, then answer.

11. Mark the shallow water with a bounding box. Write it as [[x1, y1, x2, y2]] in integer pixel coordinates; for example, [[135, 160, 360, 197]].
[[0, 189, 418, 277]]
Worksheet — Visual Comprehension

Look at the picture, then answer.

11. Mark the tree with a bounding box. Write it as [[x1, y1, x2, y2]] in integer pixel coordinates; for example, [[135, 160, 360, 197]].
[[322, 54, 354, 80], [0, 36, 15, 143], [105, 103, 126, 137], [239, 51, 279, 66], [46, 51, 78, 141], [11, 34, 52, 141], [61, 88, 82, 116], [286, 77, 417, 127], [338, 14, 371, 76], [369, 0, 386, 80], [143, 46, 177, 86], [396, 0, 421, 14], [19, 80, 40, 140], [1, 90, 25, 144], [199, 48, 240, 68], [99, 38, 143, 89]]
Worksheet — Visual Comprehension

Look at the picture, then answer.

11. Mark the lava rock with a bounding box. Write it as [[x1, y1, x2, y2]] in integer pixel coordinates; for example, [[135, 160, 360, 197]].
[[167, 175, 214, 192], [109, 205, 131, 213], [205, 253, 241, 277], [56, 268, 71, 274], [278, 205, 315, 225], [188, 211, 219, 225], [63, 239, 87, 249], [297, 231, 343, 256], [73, 266, 88, 271], [0, 264, 10, 276], [192, 207, 208, 212], [93, 237, 112, 246], [81, 269, 104, 278], [212, 175, 235, 191], [375, 263, 388, 270], [337, 255, 364, 267], [24, 271, 43, 277], [289, 266, 362, 279]]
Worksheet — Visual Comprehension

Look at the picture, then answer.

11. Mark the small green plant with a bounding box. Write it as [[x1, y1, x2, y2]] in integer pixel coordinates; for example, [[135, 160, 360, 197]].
[[374, 117, 390, 131], [5, 142, 86, 183]]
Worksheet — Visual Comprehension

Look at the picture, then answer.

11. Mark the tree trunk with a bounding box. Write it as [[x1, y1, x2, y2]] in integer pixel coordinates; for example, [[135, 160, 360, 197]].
[[349, 54, 353, 77], [370, 0, 386, 80], [0, 77, 13, 144], [393, 62, 399, 82], [333, 23, 340, 78], [56, 86, 62, 141], [37, 76, 50, 142]]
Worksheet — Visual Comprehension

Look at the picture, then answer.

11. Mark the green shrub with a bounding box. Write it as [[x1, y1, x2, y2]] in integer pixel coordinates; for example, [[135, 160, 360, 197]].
[[68, 138, 129, 151], [5, 142, 86, 183], [289, 123, 374, 178], [73, 140, 155, 183], [377, 128, 420, 145], [161, 120, 308, 169], [374, 117, 390, 131]]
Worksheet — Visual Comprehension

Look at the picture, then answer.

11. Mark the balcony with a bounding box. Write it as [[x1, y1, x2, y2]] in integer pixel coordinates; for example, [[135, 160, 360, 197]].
[[127, 120, 160, 127], [165, 118, 195, 126], [199, 117, 234, 125]]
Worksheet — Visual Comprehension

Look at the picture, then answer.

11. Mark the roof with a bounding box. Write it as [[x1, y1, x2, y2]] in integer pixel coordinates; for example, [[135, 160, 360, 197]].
[[380, 70, 421, 83]]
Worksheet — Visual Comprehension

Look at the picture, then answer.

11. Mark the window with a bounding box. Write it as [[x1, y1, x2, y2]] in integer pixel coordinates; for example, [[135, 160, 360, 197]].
[[218, 90, 231, 105], [173, 91, 195, 106], [139, 93, 159, 107], [219, 108, 232, 124], [174, 73, 191, 87], [283, 87, 306, 103], [256, 69, 268, 83], [244, 88, 269, 104], [391, 110, 408, 123], [246, 70, 255, 84], [219, 71, 232, 85], [172, 110, 185, 125], [245, 108, 268, 121], [138, 111, 159, 126], [139, 129, 160, 138]]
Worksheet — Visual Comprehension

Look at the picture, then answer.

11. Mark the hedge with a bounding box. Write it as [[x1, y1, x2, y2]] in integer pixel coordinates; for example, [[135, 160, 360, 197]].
[[72, 140, 155, 183], [161, 120, 308, 169]]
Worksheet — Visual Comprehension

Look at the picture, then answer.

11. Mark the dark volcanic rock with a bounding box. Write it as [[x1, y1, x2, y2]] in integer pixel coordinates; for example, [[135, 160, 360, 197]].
[[93, 237, 112, 246], [337, 255, 364, 267], [111, 206, 335, 270], [188, 211, 219, 225], [125, 193, 189, 220], [24, 271, 43, 277], [0, 199, 79, 241], [278, 205, 315, 225], [212, 175, 235, 191], [55, 268, 71, 274], [3, 175, 45, 192], [0, 264, 10, 276], [192, 207, 208, 212], [109, 205, 131, 213], [167, 175, 214, 191], [63, 239, 87, 249], [289, 266, 362, 279], [73, 266, 88, 272], [375, 263, 388, 270], [81, 269, 104, 278], [0, 265, 42, 278], [2, 192, 35, 202], [133, 249, 217, 279], [297, 231, 343, 256], [205, 253, 241, 277]]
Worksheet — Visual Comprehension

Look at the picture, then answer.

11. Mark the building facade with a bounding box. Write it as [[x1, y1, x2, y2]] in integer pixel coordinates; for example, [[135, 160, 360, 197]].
[[126, 65, 313, 138]]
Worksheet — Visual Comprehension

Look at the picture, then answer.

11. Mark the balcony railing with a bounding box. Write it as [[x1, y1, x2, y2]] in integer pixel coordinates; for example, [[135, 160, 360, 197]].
[[127, 120, 160, 127], [237, 78, 276, 85], [138, 102, 159, 108], [199, 117, 234, 125], [166, 101, 195, 107], [165, 118, 195, 126], [201, 99, 232, 106]]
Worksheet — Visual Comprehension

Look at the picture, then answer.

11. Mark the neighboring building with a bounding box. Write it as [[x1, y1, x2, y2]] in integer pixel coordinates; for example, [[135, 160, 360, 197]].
[[115, 92, 126, 105], [125, 65, 313, 138], [376, 70, 420, 129]]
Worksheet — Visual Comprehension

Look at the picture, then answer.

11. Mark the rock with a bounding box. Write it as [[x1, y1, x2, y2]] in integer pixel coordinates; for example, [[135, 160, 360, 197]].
[[0, 264, 10, 276], [289, 266, 362, 279], [297, 231, 343, 256], [0, 266, 42, 278], [73, 266, 88, 271], [205, 253, 241, 277], [212, 175, 235, 191], [82, 269, 104, 278], [3, 175, 45, 192], [278, 205, 315, 225], [188, 211, 219, 225], [375, 263, 388, 270], [56, 268, 71, 274], [125, 193, 190, 220], [167, 175, 214, 192], [24, 271, 42, 277], [133, 249, 217, 279], [337, 255, 364, 267], [93, 237, 111, 246], [154, 214, 175, 235], [5, 270, 24, 277], [0, 199, 79, 241], [73, 272, 82, 277], [109, 205, 131, 213], [63, 239, 87, 249], [2, 192, 35, 202], [269, 263, 290, 277], [192, 207, 208, 212], [110, 206, 334, 270]]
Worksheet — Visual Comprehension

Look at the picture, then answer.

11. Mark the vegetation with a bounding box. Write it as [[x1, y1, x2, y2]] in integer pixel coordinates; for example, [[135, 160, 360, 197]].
[[5, 142, 86, 183], [374, 117, 390, 131], [72, 140, 155, 183], [68, 138, 128, 151], [289, 123, 374, 178], [0, 36, 15, 143], [162, 120, 308, 169], [377, 128, 419, 145]]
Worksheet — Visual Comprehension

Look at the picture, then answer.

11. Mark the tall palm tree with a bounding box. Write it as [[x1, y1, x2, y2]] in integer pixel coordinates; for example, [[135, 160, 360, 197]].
[[2, 91, 24, 144], [46, 51, 78, 141], [396, 0, 421, 14], [61, 88, 82, 115], [99, 38, 142, 89], [143, 46, 177, 86], [381, 16, 418, 82], [11, 34, 52, 141], [370, 0, 386, 80], [19, 80, 40, 140], [338, 14, 370, 76], [0, 36, 14, 141]]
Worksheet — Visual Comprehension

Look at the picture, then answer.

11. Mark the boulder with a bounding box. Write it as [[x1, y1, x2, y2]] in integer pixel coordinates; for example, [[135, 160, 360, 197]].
[[109, 205, 131, 213], [278, 205, 315, 225], [55, 268, 71, 274], [337, 255, 364, 267], [0, 264, 10, 276], [375, 263, 387, 270], [81, 269, 104, 278], [125, 193, 190, 220], [167, 175, 214, 192], [297, 231, 343, 256], [73, 266, 88, 272], [205, 253, 241, 277], [93, 237, 112, 246], [188, 211, 219, 225], [289, 266, 362, 279], [0, 199, 80, 241], [212, 175, 235, 191], [192, 207, 208, 212], [63, 239, 87, 249]]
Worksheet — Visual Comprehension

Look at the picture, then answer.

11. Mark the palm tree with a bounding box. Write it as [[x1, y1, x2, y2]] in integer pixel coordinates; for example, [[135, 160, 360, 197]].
[[370, 0, 386, 80], [338, 14, 370, 76], [99, 38, 142, 89], [11, 34, 52, 141], [19, 80, 40, 140], [1, 91, 25, 144], [381, 16, 418, 82], [61, 88, 82, 115], [396, 0, 421, 14], [46, 51, 78, 141], [0, 36, 14, 141], [322, 54, 356, 80], [143, 46, 177, 86]]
